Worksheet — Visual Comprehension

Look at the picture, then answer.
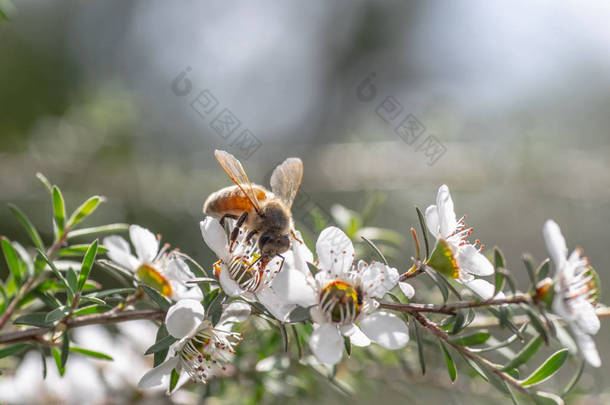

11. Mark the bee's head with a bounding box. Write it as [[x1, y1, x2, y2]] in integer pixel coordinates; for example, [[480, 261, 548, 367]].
[[258, 233, 291, 258]]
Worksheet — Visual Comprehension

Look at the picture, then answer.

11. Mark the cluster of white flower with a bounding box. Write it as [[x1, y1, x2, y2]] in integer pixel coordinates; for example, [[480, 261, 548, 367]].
[[96, 185, 601, 394]]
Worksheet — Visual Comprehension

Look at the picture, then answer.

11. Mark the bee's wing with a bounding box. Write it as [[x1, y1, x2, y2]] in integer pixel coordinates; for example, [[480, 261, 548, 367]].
[[270, 157, 303, 210], [214, 150, 262, 212]]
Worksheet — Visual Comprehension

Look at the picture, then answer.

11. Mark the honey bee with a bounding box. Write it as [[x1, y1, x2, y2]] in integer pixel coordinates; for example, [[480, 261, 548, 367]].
[[203, 150, 303, 263]]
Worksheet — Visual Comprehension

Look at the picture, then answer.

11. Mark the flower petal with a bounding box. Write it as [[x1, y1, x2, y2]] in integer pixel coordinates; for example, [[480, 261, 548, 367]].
[[200, 217, 230, 262], [216, 301, 251, 331], [103, 235, 139, 271], [424, 204, 441, 239], [572, 328, 601, 367], [316, 227, 354, 277], [457, 245, 494, 276], [399, 282, 415, 299], [129, 225, 159, 263], [359, 311, 409, 350], [340, 324, 371, 347], [272, 267, 318, 307], [218, 265, 245, 297], [543, 220, 568, 268], [165, 299, 205, 339], [309, 323, 344, 365], [573, 300, 600, 335], [359, 262, 399, 298], [165, 257, 195, 282], [256, 287, 296, 322], [137, 356, 179, 390], [462, 278, 495, 300], [436, 185, 457, 238]]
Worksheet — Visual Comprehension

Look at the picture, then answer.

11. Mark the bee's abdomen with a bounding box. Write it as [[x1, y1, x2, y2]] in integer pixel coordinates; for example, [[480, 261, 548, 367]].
[[203, 185, 268, 217]]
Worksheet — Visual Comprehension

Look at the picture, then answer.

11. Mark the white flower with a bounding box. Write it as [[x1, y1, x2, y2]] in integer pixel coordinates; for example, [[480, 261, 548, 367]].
[[103, 225, 202, 301], [200, 216, 296, 322], [273, 226, 410, 365], [425, 185, 497, 300], [543, 219, 601, 367], [138, 299, 249, 392]]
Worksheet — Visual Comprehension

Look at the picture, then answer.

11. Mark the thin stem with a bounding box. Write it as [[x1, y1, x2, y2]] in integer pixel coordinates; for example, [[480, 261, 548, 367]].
[[409, 311, 529, 395], [468, 306, 610, 328], [0, 309, 164, 344], [379, 294, 530, 315]]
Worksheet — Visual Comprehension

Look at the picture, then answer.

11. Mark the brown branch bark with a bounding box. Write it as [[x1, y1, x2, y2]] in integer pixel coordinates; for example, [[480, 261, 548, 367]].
[[0, 309, 164, 345]]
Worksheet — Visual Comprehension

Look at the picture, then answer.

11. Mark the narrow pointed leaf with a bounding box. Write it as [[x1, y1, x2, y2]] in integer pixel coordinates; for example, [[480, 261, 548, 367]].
[[415, 205, 430, 260], [451, 331, 490, 346], [67, 196, 105, 228], [502, 334, 543, 371], [14, 312, 53, 327], [0, 343, 29, 359], [8, 204, 44, 250], [413, 321, 426, 374], [52, 186, 66, 239], [141, 285, 171, 310], [522, 254, 537, 286], [70, 347, 113, 361], [169, 368, 180, 393], [72, 304, 111, 316], [145, 334, 178, 355], [67, 223, 129, 240], [60, 332, 70, 368], [52, 347, 65, 376], [1, 237, 24, 282], [439, 341, 457, 382], [519, 349, 569, 387], [78, 240, 98, 290], [36, 249, 73, 298], [536, 259, 550, 282]]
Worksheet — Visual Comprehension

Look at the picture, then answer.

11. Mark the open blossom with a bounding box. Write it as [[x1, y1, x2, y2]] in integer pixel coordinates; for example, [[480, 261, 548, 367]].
[[103, 225, 202, 301], [138, 299, 249, 393], [273, 226, 410, 365], [543, 220, 601, 367], [200, 216, 296, 321], [425, 185, 497, 300]]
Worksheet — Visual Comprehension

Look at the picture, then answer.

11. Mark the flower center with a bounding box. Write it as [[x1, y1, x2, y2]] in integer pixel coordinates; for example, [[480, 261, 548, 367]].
[[214, 256, 264, 293], [136, 264, 173, 297], [179, 324, 241, 383], [319, 281, 362, 324]]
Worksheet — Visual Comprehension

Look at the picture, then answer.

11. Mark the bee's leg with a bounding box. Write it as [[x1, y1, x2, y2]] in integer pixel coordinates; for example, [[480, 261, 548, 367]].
[[245, 229, 258, 243], [290, 229, 303, 244], [229, 212, 249, 252], [219, 213, 239, 227]]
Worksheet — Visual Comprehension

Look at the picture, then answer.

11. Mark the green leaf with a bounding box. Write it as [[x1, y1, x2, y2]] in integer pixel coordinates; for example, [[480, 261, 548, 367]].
[[519, 349, 569, 387], [68, 223, 129, 240], [523, 306, 549, 344], [459, 353, 488, 381], [60, 331, 70, 368], [66, 267, 78, 295], [37, 344, 48, 379], [502, 334, 543, 371], [423, 267, 449, 302], [494, 247, 506, 296], [67, 196, 105, 228], [52, 347, 65, 376], [52, 186, 66, 239], [78, 240, 98, 291], [279, 322, 289, 353], [415, 205, 430, 260], [169, 368, 180, 393], [36, 172, 53, 194], [58, 244, 108, 257], [36, 249, 74, 300], [72, 304, 111, 316], [287, 306, 311, 323], [141, 285, 171, 310], [8, 204, 44, 250], [1, 237, 24, 282], [85, 287, 135, 299], [471, 324, 527, 353], [14, 312, 53, 327], [70, 346, 113, 361], [0, 343, 29, 359], [536, 259, 550, 282], [291, 325, 303, 359], [45, 306, 71, 323], [360, 236, 388, 265], [451, 331, 490, 346], [207, 291, 226, 326], [439, 341, 457, 382], [152, 325, 171, 367], [522, 254, 537, 286], [145, 334, 179, 355]]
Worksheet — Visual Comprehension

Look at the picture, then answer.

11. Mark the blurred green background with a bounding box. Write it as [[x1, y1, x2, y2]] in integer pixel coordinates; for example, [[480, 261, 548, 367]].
[[1, 0, 609, 403]]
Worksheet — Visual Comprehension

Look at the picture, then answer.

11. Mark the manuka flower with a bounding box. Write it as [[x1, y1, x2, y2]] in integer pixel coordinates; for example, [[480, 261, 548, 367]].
[[542, 220, 601, 367], [425, 185, 497, 300], [138, 299, 249, 392], [103, 225, 203, 301], [273, 226, 410, 365], [200, 216, 297, 322]]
